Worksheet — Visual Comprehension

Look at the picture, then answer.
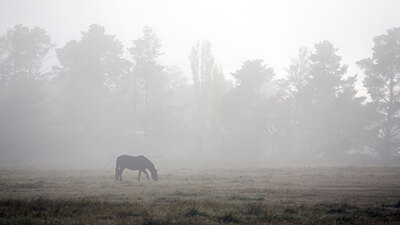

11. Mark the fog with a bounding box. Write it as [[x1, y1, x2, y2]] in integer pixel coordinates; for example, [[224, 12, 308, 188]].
[[1, 0, 400, 167]]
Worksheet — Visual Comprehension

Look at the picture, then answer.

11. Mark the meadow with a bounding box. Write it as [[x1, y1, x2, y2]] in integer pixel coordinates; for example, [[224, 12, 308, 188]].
[[0, 166, 399, 224]]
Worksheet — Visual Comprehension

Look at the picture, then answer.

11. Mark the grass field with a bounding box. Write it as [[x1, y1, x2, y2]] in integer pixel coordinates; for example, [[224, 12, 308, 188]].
[[0, 166, 400, 224]]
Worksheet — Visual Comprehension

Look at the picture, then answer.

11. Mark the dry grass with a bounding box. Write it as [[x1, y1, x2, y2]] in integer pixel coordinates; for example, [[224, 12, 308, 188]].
[[0, 166, 399, 224]]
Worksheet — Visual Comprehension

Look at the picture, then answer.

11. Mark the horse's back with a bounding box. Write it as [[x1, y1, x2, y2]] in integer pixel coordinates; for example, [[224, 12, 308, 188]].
[[117, 155, 149, 170]]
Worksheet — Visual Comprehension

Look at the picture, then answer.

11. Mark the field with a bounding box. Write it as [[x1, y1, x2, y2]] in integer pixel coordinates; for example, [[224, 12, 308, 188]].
[[0, 166, 400, 224]]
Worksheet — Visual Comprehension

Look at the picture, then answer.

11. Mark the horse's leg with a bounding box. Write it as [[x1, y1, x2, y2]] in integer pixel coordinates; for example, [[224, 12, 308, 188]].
[[115, 165, 119, 180], [142, 169, 150, 180], [120, 168, 124, 181], [138, 170, 142, 181]]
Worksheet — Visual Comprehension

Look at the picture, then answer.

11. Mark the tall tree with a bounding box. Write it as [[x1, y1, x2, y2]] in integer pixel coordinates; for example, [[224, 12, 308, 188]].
[[0, 25, 53, 157], [279, 47, 311, 99], [56, 24, 125, 157], [301, 41, 346, 160], [274, 48, 311, 158], [358, 27, 400, 162], [232, 59, 274, 93], [231, 59, 274, 138], [297, 41, 369, 161], [189, 40, 229, 153], [221, 59, 274, 159], [129, 26, 169, 151]]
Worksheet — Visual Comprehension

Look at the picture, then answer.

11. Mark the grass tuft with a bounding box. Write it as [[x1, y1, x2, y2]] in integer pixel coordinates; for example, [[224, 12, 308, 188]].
[[218, 211, 242, 223], [182, 206, 208, 218]]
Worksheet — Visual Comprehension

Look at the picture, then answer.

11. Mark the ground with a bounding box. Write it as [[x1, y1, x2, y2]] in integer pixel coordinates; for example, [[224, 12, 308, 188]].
[[0, 166, 399, 224]]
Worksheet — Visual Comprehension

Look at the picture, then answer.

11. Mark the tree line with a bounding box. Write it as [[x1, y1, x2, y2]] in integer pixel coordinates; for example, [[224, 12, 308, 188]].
[[0, 24, 399, 164]]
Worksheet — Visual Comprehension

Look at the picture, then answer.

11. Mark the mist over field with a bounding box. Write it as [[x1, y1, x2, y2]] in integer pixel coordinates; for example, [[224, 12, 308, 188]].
[[1, 0, 400, 167], [1, 1, 400, 224]]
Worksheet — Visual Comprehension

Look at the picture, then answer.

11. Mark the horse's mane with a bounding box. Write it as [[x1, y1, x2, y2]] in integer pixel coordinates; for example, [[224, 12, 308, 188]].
[[138, 155, 156, 172]]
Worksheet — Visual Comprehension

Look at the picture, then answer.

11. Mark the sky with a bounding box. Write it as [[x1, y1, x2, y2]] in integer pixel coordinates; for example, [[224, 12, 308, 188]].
[[1, 0, 400, 94]]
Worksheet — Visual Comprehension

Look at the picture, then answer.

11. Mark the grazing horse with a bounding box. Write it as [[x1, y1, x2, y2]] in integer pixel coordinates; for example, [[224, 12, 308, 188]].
[[115, 155, 158, 181]]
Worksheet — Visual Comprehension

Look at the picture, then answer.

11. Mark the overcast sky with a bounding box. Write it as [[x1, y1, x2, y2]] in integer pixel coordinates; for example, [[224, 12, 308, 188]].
[[1, 0, 400, 91]]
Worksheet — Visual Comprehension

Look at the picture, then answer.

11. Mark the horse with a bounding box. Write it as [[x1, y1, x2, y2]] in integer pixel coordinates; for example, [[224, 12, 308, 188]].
[[115, 155, 158, 181]]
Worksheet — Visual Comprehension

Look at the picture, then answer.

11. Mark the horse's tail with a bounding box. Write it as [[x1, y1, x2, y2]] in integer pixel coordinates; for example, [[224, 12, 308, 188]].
[[115, 158, 120, 180]]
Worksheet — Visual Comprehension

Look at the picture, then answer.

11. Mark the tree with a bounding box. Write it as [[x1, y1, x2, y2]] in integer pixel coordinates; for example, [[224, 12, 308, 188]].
[[55, 24, 125, 159], [0, 25, 53, 157], [278, 47, 311, 99], [189, 40, 229, 153], [231, 60, 274, 132], [296, 41, 369, 162], [232, 59, 274, 93], [220, 59, 274, 159], [57, 24, 124, 128], [129, 26, 172, 152], [274, 48, 311, 158], [0, 25, 52, 108], [358, 27, 400, 162], [302, 41, 346, 160]]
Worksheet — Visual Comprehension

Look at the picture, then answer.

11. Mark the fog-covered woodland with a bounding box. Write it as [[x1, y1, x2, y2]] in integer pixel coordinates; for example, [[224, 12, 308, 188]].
[[0, 23, 399, 165]]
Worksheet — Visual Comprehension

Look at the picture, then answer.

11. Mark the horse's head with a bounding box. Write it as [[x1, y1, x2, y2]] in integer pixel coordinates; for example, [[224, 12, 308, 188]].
[[152, 169, 158, 181]]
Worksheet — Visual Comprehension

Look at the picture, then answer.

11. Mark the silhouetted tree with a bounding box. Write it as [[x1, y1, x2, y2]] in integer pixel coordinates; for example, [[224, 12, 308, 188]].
[[209, 64, 231, 135], [221, 59, 274, 159], [57, 24, 124, 126], [0, 25, 53, 158], [56, 24, 125, 157], [232, 60, 274, 93], [296, 41, 369, 161], [279, 47, 311, 99], [189, 40, 229, 153], [129, 26, 179, 153], [274, 48, 311, 158], [358, 27, 400, 162]]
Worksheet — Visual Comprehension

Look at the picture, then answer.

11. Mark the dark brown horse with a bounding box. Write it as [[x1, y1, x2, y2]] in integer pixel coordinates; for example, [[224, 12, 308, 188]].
[[115, 155, 158, 181]]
